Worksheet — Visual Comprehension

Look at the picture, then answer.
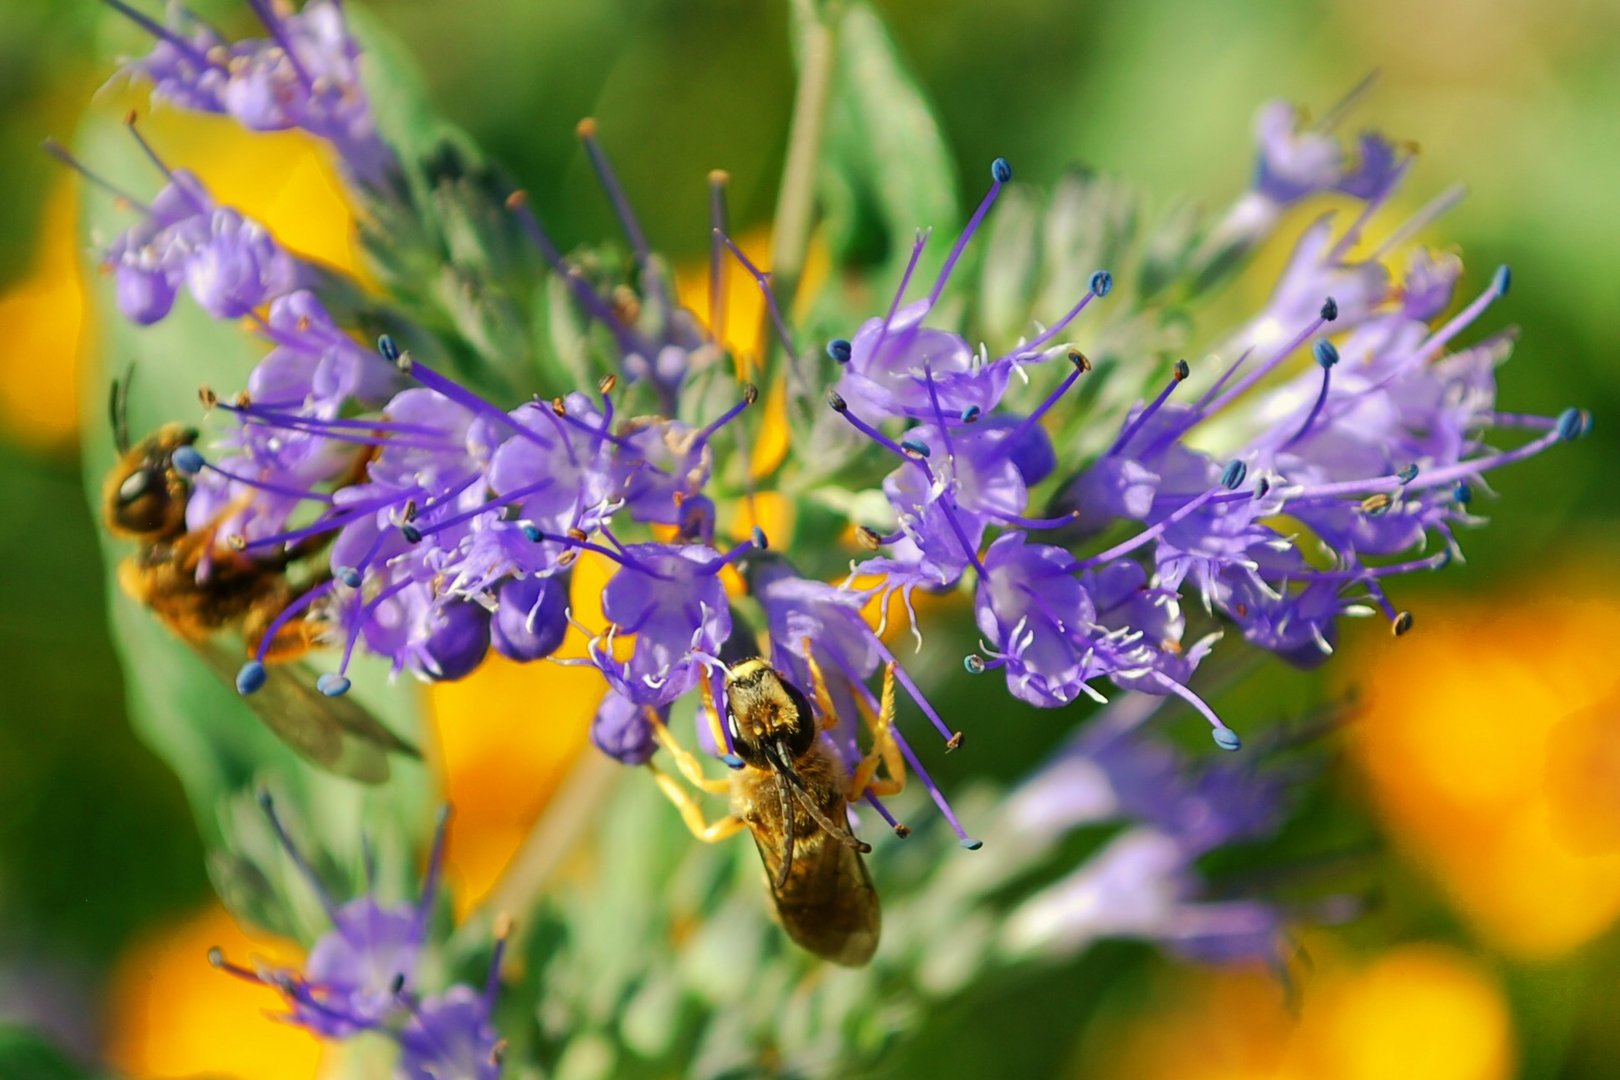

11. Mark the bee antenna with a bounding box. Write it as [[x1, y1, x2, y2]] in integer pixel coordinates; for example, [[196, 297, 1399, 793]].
[[776, 742, 870, 854], [109, 365, 134, 454], [774, 764, 795, 890]]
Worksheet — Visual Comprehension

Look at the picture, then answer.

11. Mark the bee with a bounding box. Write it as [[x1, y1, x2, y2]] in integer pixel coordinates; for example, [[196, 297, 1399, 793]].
[[103, 375, 417, 782], [646, 646, 906, 966]]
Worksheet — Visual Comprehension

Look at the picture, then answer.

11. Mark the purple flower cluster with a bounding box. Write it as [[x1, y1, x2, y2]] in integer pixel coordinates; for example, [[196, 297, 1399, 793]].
[[828, 150, 1584, 754], [995, 696, 1302, 963], [75, 2, 1587, 860], [107, 0, 392, 183], [211, 797, 506, 1078]]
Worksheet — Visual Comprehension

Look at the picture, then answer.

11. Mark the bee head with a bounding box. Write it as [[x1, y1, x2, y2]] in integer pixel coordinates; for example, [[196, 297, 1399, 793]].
[[106, 424, 198, 539], [723, 659, 816, 770]]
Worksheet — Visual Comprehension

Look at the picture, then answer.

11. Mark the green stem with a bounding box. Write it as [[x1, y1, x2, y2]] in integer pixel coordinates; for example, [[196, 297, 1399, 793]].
[[766, 0, 840, 403]]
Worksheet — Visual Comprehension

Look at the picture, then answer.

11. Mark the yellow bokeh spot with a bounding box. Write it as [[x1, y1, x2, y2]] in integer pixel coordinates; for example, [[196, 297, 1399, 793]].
[[673, 227, 830, 373], [0, 180, 86, 449], [107, 905, 323, 1080], [1345, 573, 1620, 958], [2, 98, 371, 450], [1097, 944, 1514, 1080], [422, 555, 618, 912], [123, 105, 369, 280]]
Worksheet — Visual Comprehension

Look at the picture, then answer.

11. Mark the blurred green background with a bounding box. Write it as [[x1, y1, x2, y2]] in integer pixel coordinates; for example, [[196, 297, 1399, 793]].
[[1, 0, 1617, 1076]]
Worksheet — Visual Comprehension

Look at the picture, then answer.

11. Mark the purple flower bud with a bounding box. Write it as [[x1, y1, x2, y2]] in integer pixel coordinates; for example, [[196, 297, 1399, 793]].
[[491, 574, 569, 662], [591, 690, 660, 765], [421, 599, 492, 681]]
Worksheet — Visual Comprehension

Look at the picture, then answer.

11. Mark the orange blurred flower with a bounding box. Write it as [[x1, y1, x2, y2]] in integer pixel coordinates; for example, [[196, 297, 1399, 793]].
[[1345, 567, 1620, 958], [1096, 943, 1515, 1080], [107, 905, 323, 1080]]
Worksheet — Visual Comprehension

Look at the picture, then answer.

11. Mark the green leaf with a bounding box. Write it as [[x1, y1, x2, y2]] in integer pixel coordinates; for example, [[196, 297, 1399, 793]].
[[0, 1026, 115, 1080], [72, 108, 432, 938], [812, 0, 960, 280], [344, 4, 556, 401]]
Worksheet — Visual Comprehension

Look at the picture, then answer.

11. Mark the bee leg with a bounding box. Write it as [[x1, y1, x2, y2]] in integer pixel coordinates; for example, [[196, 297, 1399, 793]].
[[242, 580, 320, 662], [646, 762, 745, 842], [175, 490, 260, 562], [799, 637, 840, 731], [848, 661, 906, 800], [647, 706, 731, 795], [697, 672, 736, 767]]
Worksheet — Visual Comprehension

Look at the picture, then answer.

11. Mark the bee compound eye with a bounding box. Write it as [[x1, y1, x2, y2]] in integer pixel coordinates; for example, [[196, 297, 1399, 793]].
[[118, 468, 153, 504]]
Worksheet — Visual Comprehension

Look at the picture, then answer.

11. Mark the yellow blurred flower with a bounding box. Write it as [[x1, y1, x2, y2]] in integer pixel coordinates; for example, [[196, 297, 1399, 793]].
[[107, 904, 323, 1080], [0, 100, 368, 451], [0, 180, 86, 450], [1094, 943, 1515, 1080], [1345, 570, 1620, 958]]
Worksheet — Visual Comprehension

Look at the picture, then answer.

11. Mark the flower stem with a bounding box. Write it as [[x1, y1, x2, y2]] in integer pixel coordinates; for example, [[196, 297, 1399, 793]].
[[767, 0, 839, 398]]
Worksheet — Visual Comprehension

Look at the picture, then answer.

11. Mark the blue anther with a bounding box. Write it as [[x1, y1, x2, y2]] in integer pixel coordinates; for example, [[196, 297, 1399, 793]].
[[1397, 463, 1419, 484], [1253, 477, 1271, 499], [827, 338, 852, 363], [1212, 728, 1242, 751], [1313, 339, 1339, 368], [827, 390, 848, 413], [236, 661, 267, 696], [963, 654, 986, 674], [1320, 296, 1339, 322], [900, 438, 931, 458], [1492, 264, 1511, 297], [991, 157, 1012, 183], [1220, 459, 1248, 490], [1089, 269, 1113, 298], [960, 405, 982, 423], [1172, 359, 1190, 381], [378, 334, 400, 361], [752, 525, 768, 550], [337, 566, 362, 589], [171, 446, 205, 476], [400, 523, 423, 544], [1453, 481, 1473, 504], [316, 673, 352, 698], [522, 525, 543, 542], [1556, 407, 1589, 441], [960, 838, 985, 851]]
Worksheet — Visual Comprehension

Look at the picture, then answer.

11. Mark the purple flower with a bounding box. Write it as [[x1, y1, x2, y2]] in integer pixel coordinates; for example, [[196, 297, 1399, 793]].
[[994, 699, 1295, 964], [835, 300, 1010, 422], [591, 689, 660, 765], [212, 798, 509, 1073], [398, 985, 505, 1080], [113, 0, 392, 184], [973, 532, 1098, 709], [101, 167, 302, 325], [490, 573, 569, 662], [1251, 100, 1402, 207], [210, 796, 449, 1036], [595, 542, 736, 705]]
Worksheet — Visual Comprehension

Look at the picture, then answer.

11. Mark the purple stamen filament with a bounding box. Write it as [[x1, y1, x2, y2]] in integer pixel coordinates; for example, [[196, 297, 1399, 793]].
[[869, 230, 930, 365], [928, 174, 1004, 307], [1278, 361, 1334, 451], [252, 578, 335, 662]]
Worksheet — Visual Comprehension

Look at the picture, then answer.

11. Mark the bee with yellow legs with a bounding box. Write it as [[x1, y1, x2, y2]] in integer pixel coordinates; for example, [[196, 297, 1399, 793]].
[[644, 641, 908, 967], [103, 373, 417, 781]]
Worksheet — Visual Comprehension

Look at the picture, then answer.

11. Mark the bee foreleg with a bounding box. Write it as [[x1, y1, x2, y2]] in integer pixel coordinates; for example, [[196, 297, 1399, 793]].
[[697, 671, 740, 765], [848, 661, 906, 800], [646, 762, 744, 842], [647, 707, 731, 795], [799, 637, 839, 731]]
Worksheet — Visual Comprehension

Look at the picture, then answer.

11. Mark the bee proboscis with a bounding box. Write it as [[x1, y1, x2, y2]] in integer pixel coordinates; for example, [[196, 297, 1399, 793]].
[[646, 647, 906, 966], [103, 374, 417, 782]]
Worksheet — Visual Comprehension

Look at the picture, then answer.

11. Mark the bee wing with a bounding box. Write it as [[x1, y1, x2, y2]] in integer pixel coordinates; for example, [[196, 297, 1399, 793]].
[[193, 642, 419, 784], [750, 776, 880, 967]]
